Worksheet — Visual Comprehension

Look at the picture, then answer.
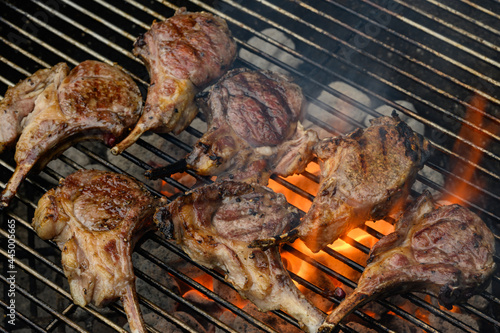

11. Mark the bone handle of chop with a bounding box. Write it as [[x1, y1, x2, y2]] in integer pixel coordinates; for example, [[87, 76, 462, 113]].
[[0, 164, 31, 210], [111, 122, 149, 155], [318, 289, 372, 333], [121, 284, 147, 333]]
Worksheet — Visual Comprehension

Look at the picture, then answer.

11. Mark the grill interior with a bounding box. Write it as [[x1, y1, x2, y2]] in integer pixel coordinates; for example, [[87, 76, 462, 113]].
[[0, 0, 499, 332]]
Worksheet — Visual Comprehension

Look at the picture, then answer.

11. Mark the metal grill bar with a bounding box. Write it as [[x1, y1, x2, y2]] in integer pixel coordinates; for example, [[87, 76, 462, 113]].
[[359, 0, 500, 69], [127, 0, 171, 20], [320, 0, 500, 88], [460, 0, 500, 22], [91, 0, 151, 29], [290, 0, 500, 107], [62, 0, 140, 40], [211, 0, 500, 130], [394, 0, 500, 52], [0, 254, 100, 333], [0, 36, 52, 68], [31, 0, 140, 59], [4, 2, 148, 84], [0, 16, 81, 66], [422, 0, 500, 36]]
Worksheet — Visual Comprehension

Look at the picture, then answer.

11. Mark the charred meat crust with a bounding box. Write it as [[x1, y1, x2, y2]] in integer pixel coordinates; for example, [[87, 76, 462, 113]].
[[33, 169, 160, 306], [154, 181, 324, 333], [298, 113, 431, 253], [178, 68, 318, 184], [0, 60, 142, 209], [132, 8, 236, 88], [111, 8, 237, 155], [32, 170, 162, 332], [0, 63, 70, 154], [218, 68, 303, 146], [319, 191, 496, 331]]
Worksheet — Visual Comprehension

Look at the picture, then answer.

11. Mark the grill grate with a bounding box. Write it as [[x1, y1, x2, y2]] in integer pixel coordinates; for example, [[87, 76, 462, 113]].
[[0, 0, 499, 332]]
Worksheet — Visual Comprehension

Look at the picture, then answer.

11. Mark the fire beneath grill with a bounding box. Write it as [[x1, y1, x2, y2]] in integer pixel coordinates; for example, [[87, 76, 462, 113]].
[[0, 0, 499, 333]]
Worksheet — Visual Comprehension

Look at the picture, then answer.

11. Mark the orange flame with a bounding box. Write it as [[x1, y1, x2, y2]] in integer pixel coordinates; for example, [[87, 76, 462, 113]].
[[443, 95, 496, 204]]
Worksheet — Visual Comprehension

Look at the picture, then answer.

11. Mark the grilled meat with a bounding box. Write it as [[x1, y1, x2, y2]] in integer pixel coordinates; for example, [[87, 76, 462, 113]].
[[111, 8, 237, 155], [255, 113, 430, 253], [0, 63, 70, 153], [319, 191, 497, 332], [299, 114, 430, 252], [33, 169, 161, 333], [0, 60, 142, 209], [146, 68, 318, 184], [154, 181, 325, 333]]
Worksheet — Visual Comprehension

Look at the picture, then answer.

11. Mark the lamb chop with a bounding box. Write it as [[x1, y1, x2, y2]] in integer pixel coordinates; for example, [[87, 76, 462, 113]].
[[0, 60, 142, 209], [111, 8, 237, 155], [299, 113, 431, 252], [154, 181, 325, 333], [0, 62, 70, 153], [33, 169, 162, 333], [319, 191, 497, 332], [253, 113, 431, 253], [145, 68, 319, 185]]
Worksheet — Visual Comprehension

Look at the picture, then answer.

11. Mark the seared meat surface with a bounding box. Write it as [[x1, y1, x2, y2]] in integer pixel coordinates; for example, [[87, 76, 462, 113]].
[[33, 170, 161, 333], [0, 60, 142, 209], [155, 181, 325, 333], [0, 63, 70, 153], [319, 191, 496, 332], [146, 68, 318, 184], [111, 8, 236, 154], [298, 113, 430, 252]]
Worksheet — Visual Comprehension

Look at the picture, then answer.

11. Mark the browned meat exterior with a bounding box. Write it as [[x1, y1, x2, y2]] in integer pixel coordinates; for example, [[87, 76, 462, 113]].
[[33, 170, 161, 333], [147, 68, 318, 184], [298, 113, 430, 252], [319, 191, 496, 332], [0, 60, 142, 209], [155, 181, 325, 333], [111, 8, 237, 154], [0, 63, 70, 153]]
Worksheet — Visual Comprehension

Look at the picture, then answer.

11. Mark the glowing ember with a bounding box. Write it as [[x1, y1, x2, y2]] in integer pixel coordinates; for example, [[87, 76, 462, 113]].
[[365, 220, 395, 235], [268, 162, 320, 212], [160, 172, 197, 196], [192, 273, 214, 292]]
